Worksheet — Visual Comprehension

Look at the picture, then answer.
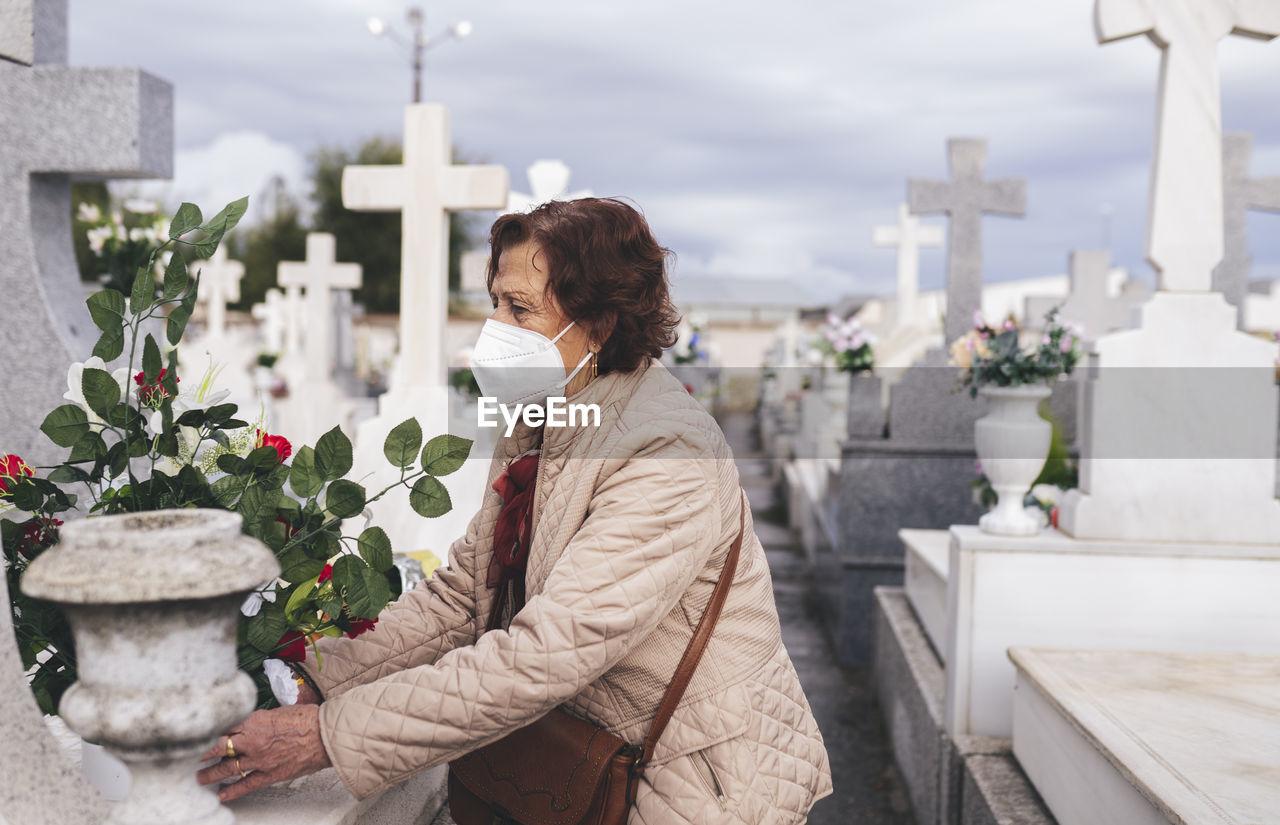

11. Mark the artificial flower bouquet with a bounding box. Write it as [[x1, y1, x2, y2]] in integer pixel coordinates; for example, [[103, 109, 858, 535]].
[[949, 308, 1083, 397], [2, 197, 469, 713], [817, 313, 875, 374]]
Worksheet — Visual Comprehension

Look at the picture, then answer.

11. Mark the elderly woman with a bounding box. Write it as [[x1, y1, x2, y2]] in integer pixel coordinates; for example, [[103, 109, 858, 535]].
[[199, 198, 832, 823]]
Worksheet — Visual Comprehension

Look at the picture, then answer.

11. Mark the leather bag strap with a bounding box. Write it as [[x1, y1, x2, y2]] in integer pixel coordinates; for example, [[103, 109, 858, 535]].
[[637, 488, 748, 769]]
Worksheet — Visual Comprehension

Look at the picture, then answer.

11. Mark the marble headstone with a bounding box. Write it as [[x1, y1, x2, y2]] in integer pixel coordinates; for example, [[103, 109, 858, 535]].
[[0, 0, 172, 466], [195, 245, 244, 340], [1061, 0, 1280, 544], [1023, 249, 1148, 339]]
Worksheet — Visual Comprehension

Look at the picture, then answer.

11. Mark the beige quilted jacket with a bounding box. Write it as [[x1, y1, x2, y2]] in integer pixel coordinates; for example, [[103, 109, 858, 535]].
[[302, 359, 833, 823]]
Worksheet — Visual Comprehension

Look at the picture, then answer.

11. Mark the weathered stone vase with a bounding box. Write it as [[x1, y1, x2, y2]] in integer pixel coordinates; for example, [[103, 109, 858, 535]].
[[974, 385, 1053, 536], [22, 509, 280, 825]]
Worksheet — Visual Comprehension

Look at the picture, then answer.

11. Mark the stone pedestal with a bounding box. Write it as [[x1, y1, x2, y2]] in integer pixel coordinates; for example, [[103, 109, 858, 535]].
[[22, 509, 279, 825]]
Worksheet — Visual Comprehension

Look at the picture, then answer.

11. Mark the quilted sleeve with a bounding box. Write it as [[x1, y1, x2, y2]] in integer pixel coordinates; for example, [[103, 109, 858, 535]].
[[316, 429, 725, 799], [299, 501, 486, 699]]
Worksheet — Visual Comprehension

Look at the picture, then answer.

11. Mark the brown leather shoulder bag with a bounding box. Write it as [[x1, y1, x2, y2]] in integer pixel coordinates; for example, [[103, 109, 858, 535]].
[[447, 490, 748, 825]]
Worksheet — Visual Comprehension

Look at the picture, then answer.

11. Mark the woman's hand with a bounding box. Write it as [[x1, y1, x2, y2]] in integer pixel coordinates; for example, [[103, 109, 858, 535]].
[[196, 704, 332, 802]]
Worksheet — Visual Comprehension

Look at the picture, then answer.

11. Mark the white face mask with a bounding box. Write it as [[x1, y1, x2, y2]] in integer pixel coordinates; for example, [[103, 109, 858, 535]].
[[470, 318, 594, 406]]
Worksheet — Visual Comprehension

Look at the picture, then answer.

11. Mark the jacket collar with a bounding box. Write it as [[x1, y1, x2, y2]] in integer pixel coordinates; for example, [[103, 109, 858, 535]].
[[499, 359, 658, 459]]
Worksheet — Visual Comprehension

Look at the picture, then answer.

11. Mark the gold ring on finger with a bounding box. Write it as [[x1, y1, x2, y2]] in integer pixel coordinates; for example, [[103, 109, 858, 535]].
[[226, 737, 237, 759], [236, 758, 247, 780]]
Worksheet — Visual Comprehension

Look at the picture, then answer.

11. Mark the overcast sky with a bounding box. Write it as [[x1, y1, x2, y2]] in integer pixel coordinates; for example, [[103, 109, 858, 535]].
[[67, 0, 1280, 303]]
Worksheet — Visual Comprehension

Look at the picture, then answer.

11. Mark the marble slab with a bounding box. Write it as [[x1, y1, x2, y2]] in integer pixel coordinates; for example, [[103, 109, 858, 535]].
[[901, 528, 950, 663], [945, 525, 1280, 738], [1011, 648, 1280, 825]]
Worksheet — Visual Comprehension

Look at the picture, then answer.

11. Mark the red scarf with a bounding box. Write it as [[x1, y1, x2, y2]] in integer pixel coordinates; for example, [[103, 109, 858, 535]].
[[487, 452, 539, 589]]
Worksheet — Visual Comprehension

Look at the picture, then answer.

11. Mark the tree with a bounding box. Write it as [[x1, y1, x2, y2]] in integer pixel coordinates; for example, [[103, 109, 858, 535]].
[[309, 137, 479, 314], [228, 176, 307, 311]]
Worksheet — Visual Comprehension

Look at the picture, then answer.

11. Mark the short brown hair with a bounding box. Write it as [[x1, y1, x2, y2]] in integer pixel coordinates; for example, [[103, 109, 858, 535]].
[[486, 198, 679, 374]]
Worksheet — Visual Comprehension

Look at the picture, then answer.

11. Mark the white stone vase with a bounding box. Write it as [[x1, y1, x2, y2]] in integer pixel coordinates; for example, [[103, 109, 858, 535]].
[[22, 510, 279, 825], [974, 385, 1053, 536]]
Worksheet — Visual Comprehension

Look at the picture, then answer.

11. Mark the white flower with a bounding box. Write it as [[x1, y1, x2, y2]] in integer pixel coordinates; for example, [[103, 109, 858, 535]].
[[240, 583, 278, 617], [77, 202, 102, 223], [123, 198, 157, 215], [1030, 484, 1064, 508], [129, 227, 147, 243], [263, 658, 299, 706], [146, 409, 165, 438], [87, 225, 111, 255], [64, 357, 131, 425]]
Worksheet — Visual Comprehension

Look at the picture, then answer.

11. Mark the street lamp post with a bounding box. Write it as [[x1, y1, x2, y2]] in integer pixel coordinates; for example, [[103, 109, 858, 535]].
[[367, 6, 472, 104]]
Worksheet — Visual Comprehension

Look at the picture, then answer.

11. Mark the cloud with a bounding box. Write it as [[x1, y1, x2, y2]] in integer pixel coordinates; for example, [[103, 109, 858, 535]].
[[68, 0, 1280, 301], [116, 131, 309, 226]]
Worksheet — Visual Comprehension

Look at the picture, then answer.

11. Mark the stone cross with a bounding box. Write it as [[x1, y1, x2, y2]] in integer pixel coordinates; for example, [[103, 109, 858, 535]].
[[503, 159, 592, 215], [277, 233, 362, 382], [196, 245, 244, 339], [1212, 132, 1280, 311], [1096, 0, 1280, 291], [343, 104, 508, 399], [1024, 249, 1146, 339], [0, 0, 172, 466], [251, 287, 286, 354], [873, 203, 943, 328], [909, 138, 1026, 344]]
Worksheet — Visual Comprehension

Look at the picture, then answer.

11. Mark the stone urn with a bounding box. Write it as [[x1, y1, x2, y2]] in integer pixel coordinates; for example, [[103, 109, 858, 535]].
[[973, 385, 1053, 536], [22, 509, 279, 825]]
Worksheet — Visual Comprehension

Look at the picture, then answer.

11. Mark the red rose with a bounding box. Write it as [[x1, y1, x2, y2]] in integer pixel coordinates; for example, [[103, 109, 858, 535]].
[[17, 517, 62, 559], [134, 368, 176, 407], [1050, 506, 1060, 530], [256, 430, 292, 463], [317, 563, 333, 584], [346, 617, 377, 639], [276, 630, 307, 663], [0, 454, 34, 496]]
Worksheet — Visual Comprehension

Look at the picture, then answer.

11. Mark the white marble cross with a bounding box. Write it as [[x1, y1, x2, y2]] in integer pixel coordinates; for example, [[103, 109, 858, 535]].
[[196, 246, 244, 339], [342, 104, 508, 398], [277, 233, 362, 382], [250, 288, 286, 354], [909, 138, 1026, 344], [503, 159, 592, 215], [1213, 132, 1280, 311], [1096, 0, 1280, 291], [874, 203, 943, 329]]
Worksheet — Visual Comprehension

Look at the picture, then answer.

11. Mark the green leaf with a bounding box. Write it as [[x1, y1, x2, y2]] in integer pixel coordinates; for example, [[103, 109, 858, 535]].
[[325, 480, 366, 519], [409, 475, 451, 518], [85, 289, 126, 332], [210, 474, 248, 507], [314, 427, 352, 481], [81, 368, 120, 419], [40, 405, 89, 448], [283, 580, 317, 621], [281, 556, 326, 585], [161, 252, 190, 300], [357, 526, 393, 572], [383, 418, 422, 469], [142, 334, 162, 384], [47, 465, 89, 485], [246, 605, 287, 653], [169, 203, 203, 239], [130, 265, 155, 314], [238, 485, 280, 531], [199, 196, 249, 236], [92, 325, 125, 362], [420, 434, 472, 476], [166, 305, 191, 346], [105, 441, 127, 479], [216, 454, 247, 476], [248, 445, 282, 471], [206, 403, 236, 424], [288, 446, 322, 498], [260, 463, 289, 490], [334, 555, 390, 620], [11, 482, 42, 512]]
